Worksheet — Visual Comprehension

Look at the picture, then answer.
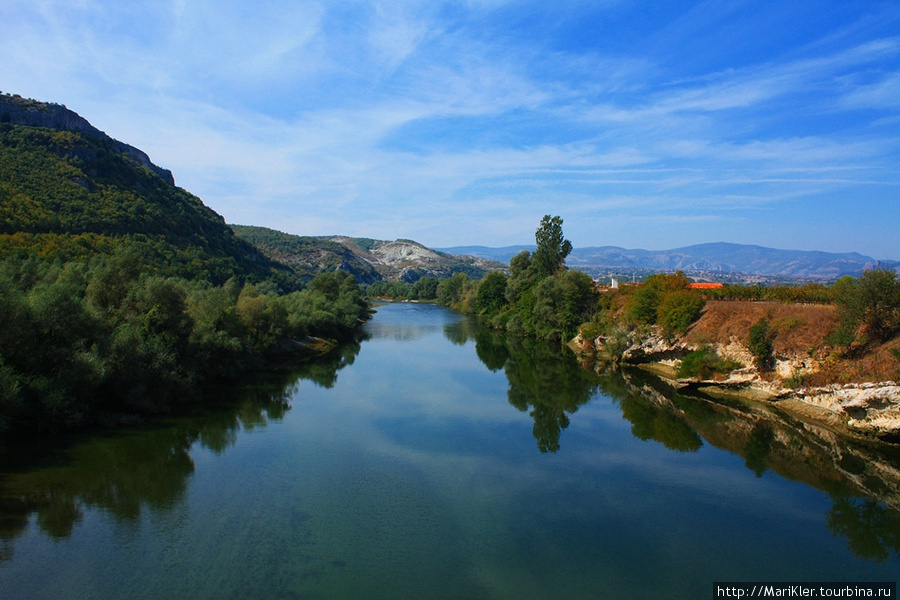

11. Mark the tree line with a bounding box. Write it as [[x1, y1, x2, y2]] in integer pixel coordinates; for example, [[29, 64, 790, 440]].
[[0, 250, 370, 435], [367, 216, 900, 371]]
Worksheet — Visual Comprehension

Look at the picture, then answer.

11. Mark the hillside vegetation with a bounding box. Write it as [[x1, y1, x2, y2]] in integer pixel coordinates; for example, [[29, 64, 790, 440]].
[[424, 217, 900, 392], [0, 94, 369, 435], [1, 94, 288, 287]]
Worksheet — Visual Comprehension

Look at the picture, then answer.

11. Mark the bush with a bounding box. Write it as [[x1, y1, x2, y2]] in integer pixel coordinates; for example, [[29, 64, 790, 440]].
[[657, 290, 705, 334], [677, 347, 741, 379]]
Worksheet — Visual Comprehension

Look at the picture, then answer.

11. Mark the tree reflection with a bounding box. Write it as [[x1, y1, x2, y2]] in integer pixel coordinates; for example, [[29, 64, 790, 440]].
[[827, 494, 900, 562], [471, 332, 597, 453], [595, 369, 703, 453], [473, 327, 509, 372], [289, 340, 362, 389], [601, 367, 900, 562], [743, 424, 775, 477], [0, 342, 360, 555], [461, 316, 900, 561], [443, 318, 476, 346]]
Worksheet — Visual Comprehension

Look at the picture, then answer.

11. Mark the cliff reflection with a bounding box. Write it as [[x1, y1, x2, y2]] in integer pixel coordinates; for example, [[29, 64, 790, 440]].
[[0, 345, 358, 557], [456, 316, 900, 561], [604, 366, 900, 562]]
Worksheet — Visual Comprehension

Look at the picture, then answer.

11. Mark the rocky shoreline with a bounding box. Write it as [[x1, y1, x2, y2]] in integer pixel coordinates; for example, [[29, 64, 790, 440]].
[[573, 329, 900, 444]]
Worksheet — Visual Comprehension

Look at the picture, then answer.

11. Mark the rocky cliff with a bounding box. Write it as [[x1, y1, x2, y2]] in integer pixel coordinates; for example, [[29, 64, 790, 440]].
[[331, 237, 503, 282], [0, 92, 174, 185]]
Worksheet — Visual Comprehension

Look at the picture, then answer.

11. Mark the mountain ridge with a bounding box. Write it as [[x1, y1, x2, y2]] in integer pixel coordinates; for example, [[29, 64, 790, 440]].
[[1, 92, 174, 185], [437, 242, 899, 281], [232, 225, 504, 283]]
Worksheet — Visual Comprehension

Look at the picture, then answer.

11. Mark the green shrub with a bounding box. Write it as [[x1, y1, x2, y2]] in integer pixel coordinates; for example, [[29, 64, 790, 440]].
[[677, 347, 741, 379], [657, 290, 705, 334], [748, 317, 775, 371]]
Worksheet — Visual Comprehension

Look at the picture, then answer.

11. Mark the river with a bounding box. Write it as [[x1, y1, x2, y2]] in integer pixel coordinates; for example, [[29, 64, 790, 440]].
[[1, 302, 899, 599]]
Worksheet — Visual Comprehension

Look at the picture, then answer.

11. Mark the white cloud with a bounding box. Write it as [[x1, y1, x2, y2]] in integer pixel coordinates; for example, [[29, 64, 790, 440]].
[[1, 0, 898, 255]]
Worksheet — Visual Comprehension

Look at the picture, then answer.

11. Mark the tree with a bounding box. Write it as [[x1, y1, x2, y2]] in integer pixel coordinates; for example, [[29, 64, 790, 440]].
[[657, 290, 705, 334], [625, 271, 694, 326], [832, 268, 900, 347], [436, 272, 469, 307], [474, 271, 507, 315], [412, 276, 439, 300], [747, 317, 775, 371], [505, 250, 535, 305], [532, 215, 572, 278]]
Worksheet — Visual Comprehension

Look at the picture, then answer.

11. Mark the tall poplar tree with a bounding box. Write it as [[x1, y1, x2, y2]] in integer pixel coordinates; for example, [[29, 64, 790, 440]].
[[532, 215, 572, 278]]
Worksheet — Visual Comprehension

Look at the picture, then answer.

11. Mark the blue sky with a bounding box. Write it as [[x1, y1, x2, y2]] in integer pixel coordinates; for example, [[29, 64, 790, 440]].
[[2, 1, 898, 258]]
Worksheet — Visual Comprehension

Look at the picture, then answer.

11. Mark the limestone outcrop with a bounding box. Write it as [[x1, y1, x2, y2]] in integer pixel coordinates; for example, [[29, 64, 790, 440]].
[[575, 319, 900, 441]]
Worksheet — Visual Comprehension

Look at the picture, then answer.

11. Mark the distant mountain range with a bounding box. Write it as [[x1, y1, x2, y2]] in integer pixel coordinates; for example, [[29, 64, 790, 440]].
[[437, 242, 900, 282]]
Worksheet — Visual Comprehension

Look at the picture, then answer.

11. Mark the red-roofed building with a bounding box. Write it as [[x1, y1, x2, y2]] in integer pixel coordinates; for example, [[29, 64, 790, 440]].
[[688, 282, 724, 289]]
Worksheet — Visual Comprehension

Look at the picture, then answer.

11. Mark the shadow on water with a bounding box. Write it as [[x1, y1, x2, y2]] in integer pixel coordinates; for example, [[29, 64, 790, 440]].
[[448, 316, 900, 562], [0, 342, 361, 564]]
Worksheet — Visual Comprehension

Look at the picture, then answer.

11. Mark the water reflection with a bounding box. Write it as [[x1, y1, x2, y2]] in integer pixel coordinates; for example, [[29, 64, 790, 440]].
[[827, 495, 900, 563], [365, 302, 460, 341], [594, 369, 704, 452], [0, 346, 359, 561], [451, 316, 900, 561], [598, 366, 900, 561], [288, 339, 363, 389], [4, 307, 900, 574], [454, 324, 598, 453]]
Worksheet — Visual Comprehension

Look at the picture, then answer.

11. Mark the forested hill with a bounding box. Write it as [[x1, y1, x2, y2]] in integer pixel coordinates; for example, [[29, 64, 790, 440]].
[[0, 93, 375, 435], [0, 93, 288, 286], [1, 92, 174, 184]]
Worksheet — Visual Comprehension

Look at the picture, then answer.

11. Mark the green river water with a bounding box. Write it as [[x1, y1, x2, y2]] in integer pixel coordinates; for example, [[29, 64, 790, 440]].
[[1, 302, 899, 599]]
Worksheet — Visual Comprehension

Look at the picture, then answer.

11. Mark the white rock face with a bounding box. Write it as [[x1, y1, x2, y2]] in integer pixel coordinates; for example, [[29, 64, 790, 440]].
[[585, 325, 900, 438]]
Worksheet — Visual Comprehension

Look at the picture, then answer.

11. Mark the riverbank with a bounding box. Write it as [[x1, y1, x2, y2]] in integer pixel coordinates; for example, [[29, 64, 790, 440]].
[[639, 361, 900, 443], [575, 300, 900, 443]]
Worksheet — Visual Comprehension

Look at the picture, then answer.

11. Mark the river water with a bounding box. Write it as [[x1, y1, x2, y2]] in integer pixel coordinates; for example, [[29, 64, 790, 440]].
[[1, 302, 899, 599]]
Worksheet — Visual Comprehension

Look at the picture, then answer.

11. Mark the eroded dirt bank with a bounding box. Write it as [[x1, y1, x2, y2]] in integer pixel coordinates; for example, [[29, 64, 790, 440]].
[[576, 300, 900, 442]]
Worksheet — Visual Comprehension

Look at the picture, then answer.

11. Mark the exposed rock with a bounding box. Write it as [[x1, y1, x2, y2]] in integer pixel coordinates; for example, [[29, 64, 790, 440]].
[[0, 93, 175, 185], [330, 237, 504, 282], [578, 317, 900, 441], [620, 330, 692, 363], [782, 384, 900, 439]]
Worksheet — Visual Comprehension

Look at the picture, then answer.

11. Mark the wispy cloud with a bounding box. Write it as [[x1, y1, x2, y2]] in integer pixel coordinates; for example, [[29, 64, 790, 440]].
[[1, 0, 898, 256]]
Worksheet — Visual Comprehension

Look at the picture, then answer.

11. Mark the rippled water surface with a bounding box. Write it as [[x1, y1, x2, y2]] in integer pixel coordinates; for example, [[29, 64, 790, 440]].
[[2, 302, 899, 599]]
